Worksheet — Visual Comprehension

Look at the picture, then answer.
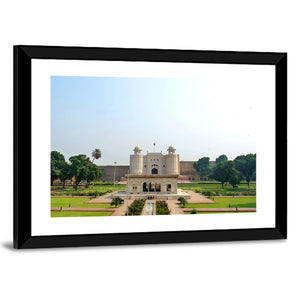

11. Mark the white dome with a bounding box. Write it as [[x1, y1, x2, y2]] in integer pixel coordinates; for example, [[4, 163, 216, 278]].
[[168, 145, 176, 154], [133, 145, 142, 154]]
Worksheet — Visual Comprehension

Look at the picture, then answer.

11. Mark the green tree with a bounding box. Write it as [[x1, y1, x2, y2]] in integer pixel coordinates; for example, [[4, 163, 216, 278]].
[[216, 154, 228, 164], [234, 154, 256, 188], [86, 163, 100, 187], [193, 157, 211, 180], [92, 148, 102, 163], [69, 154, 90, 189], [51, 151, 65, 185], [178, 197, 188, 207], [59, 162, 72, 188], [211, 160, 236, 188], [111, 196, 124, 208], [228, 169, 241, 188]]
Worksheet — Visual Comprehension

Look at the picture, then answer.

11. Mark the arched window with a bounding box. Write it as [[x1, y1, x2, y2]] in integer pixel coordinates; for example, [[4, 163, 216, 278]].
[[143, 182, 148, 192], [152, 168, 158, 174]]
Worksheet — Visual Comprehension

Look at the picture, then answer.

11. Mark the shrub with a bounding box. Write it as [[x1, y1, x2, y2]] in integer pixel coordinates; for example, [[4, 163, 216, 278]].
[[126, 199, 146, 216], [156, 200, 170, 215], [191, 209, 197, 214], [178, 197, 188, 207], [111, 196, 124, 208]]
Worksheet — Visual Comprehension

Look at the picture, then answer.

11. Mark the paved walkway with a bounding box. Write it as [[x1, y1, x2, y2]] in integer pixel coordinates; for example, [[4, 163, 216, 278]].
[[184, 190, 217, 203], [111, 199, 135, 216], [166, 200, 185, 215], [87, 191, 119, 203]]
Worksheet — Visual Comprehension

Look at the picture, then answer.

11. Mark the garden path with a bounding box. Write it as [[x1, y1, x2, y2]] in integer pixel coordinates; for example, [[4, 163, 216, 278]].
[[184, 190, 217, 203], [166, 200, 185, 215], [111, 199, 135, 216], [87, 191, 119, 203]]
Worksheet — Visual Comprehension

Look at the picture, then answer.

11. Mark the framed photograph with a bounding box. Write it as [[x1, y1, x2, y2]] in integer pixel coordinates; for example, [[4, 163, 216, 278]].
[[14, 45, 287, 249]]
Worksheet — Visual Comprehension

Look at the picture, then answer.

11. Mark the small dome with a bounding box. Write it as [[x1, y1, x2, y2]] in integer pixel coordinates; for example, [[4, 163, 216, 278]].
[[133, 145, 142, 154], [168, 145, 176, 154]]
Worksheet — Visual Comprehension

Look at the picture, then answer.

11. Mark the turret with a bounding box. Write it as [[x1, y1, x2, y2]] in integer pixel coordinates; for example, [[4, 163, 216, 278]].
[[130, 145, 143, 174], [166, 145, 180, 175]]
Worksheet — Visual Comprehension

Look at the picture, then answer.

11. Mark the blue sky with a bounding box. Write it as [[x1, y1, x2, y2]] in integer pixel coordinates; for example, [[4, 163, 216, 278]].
[[51, 75, 256, 165]]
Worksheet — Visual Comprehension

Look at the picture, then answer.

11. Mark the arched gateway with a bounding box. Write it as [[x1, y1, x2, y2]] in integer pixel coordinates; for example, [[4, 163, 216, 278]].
[[124, 145, 191, 200], [113, 145, 190, 200]]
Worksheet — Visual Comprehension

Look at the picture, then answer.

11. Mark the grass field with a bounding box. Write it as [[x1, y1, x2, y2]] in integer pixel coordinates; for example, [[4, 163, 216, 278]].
[[184, 211, 255, 214], [51, 197, 119, 208], [182, 197, 256, 209], [51, 211, 113, 217]]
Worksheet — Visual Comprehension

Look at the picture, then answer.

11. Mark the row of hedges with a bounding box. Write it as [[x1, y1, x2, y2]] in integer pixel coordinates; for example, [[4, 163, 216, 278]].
[[197, 190, 256, 196], [51, 189, 113, 197], [156, 200, 170, 215], [92, 182, 114, 186], [127, 200, 146, 216]]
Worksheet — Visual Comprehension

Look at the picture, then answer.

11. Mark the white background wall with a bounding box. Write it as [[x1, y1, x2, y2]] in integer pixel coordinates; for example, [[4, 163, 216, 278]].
[[0, 1, 299, 300]]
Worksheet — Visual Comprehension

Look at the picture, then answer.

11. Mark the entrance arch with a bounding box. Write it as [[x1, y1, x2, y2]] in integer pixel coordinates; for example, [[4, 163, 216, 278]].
[[167, 184, 172, 192], [152, 168, 158, 174], [143, 182, 148, 192]]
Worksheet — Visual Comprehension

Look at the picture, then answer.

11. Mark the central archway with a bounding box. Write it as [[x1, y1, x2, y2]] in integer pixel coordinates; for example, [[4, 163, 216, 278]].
[[143, 182, 148, 192], [152, 168, 158, 174]]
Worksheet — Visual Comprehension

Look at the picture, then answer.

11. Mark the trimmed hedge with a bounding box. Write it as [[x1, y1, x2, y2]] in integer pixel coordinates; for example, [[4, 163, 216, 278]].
[[51, 189, 113, 197], [156, 200, 170, 215], [195, 189, 256, 197], [127, 200, 146, 216]]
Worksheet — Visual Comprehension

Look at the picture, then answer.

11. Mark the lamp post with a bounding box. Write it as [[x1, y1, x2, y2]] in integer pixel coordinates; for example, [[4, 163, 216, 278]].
[[113, 162, 117, 186]]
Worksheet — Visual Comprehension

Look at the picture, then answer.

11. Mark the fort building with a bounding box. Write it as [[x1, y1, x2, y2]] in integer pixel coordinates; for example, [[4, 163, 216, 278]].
[[99, 160, 216, 182], [114, 145, 190, 200]]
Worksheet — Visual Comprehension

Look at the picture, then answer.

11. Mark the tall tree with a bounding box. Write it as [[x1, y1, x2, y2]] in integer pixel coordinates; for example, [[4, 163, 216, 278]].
[[59, 162, 72, 188], [234, 154, 256, 188], [69, 154, 90, 189], [51, 151, 65, 185], [216, 154, 228, 164], [92, 148, 102, 163], [210, 160, 236, 188], [228, 169, 241, 188], [86, 163, 100, 187], [193, 157, 211, 180]]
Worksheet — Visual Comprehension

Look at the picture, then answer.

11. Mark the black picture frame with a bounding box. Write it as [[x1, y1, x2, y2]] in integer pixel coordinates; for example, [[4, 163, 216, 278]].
[[13, 45, 287, 249]]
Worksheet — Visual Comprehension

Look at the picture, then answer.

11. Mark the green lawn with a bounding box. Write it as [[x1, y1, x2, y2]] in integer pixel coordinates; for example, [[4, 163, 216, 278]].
[[184, 211, 255, 214], [51, 211, 113, 217], [51, 197, 119, 208], [181, 197, 256, 209]]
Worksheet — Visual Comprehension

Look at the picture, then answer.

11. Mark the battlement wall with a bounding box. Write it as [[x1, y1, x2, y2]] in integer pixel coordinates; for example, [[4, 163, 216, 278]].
[[99, 161, 216, 182]]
